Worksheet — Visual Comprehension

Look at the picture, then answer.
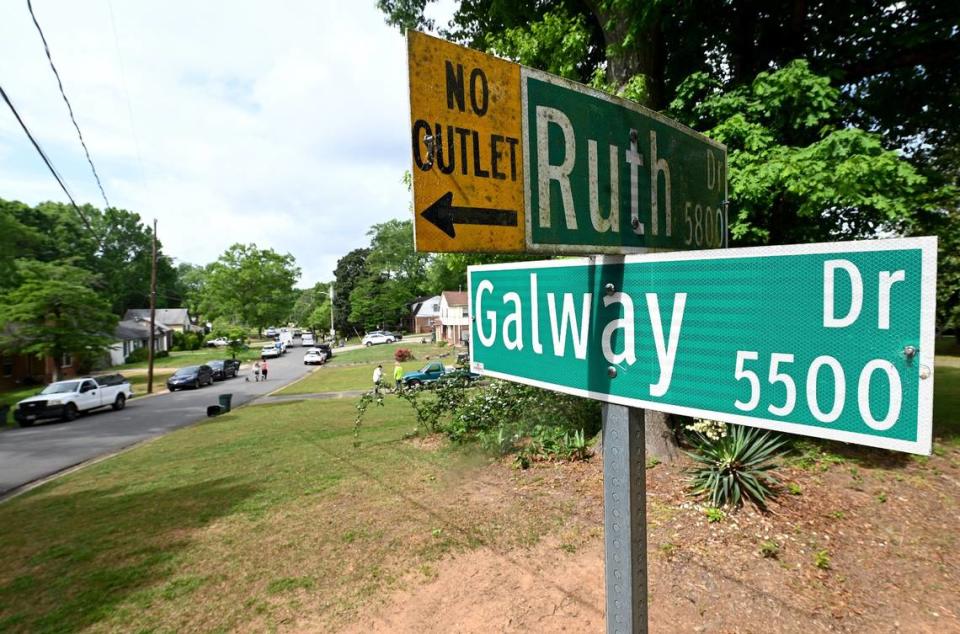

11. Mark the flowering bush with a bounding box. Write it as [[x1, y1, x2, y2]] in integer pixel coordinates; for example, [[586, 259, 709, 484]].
[[394, 348, 414, 362], [686, 419, 727, 441]]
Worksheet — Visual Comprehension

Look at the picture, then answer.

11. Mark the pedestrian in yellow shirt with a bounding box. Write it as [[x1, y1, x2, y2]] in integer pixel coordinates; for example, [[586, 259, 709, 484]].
[[393, 362, 404, 389]]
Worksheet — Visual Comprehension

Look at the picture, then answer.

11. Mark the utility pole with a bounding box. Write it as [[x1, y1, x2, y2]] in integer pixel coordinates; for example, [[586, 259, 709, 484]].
[[147, 218, 157, 394], [329, 283, 336, 339]]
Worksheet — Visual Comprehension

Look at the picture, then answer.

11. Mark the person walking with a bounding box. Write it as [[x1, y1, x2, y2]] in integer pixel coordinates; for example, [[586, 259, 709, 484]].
[[372, 364, 383, 393], [393, 361, 404, 390], [253, 361, 261, 382], [261, 360, 269, 381]]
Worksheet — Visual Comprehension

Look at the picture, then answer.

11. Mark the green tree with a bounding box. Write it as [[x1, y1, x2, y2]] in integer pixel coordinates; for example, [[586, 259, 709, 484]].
[[201, 244, 301, 334], [290, 287, 317, 327], [8, 200, 179, 315], [307, 301, 332, 336], [0, 200, 39, 291], [171, 262, 208, 322], [0, 260, 118, 381], [669, 60, 937, 246], [332, 248, 370, 334]]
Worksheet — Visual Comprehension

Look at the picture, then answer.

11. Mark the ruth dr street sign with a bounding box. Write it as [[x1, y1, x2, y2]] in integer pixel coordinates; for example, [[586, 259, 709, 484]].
[[408, 31, 727, 255], [468, 238, 937, 455]]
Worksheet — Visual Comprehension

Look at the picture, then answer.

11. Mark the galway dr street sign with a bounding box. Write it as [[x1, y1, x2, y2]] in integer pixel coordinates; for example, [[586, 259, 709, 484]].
[[408, 31, 727, 254], [468, 238, 937, 455]]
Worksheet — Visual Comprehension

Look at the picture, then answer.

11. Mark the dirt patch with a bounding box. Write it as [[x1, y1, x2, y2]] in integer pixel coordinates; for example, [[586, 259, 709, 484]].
[[339, 447, 960, 633], [406, 434, 449, 452]]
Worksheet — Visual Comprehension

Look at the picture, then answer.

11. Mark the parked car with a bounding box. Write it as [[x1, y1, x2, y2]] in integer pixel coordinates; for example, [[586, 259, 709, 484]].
[[261, 343, 281, 359], [209, 359, 238, 380], [206, 337, 229, 347], [314, 343, 333, 359], [301, 333, 315, 346], [303, 348, 327, 365], [384, 331, 403, 340], [13, 376, 134, 426], [225, 359, 241, 374], [362, 332, 396, 346], [264, 327, 278, 337], [167, 365, 214, 391], [401, 361, 449, 387]]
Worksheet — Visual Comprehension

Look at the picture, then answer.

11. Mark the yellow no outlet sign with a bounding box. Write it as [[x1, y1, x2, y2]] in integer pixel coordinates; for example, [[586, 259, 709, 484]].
[[407, 31, 526, 253]]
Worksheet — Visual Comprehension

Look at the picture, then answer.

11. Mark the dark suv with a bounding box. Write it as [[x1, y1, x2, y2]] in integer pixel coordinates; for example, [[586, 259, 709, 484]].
[[209, 359, 238, 381], [166, 365, 214, 391], [314, 343, 333, 359]]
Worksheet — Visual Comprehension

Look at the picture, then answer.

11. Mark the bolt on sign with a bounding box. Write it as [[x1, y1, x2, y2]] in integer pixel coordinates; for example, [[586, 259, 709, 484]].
[[408, 31, 727, 254], [468, 238, 937, 455]]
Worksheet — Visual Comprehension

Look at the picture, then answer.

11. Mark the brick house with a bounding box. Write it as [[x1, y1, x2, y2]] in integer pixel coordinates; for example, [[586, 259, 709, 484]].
[[409, 295, 441, 334]]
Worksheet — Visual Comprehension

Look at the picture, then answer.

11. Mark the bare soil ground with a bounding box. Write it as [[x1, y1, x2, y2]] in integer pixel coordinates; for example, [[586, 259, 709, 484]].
[[340, 442, 960, 633]]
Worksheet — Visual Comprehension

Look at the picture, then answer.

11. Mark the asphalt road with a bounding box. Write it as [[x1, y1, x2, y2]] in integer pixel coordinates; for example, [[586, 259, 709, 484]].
[[0, 343, 344, 496]]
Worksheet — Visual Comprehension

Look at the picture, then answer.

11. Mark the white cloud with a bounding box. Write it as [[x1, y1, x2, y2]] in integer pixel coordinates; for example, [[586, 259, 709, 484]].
[[0, 0, 424, 286]]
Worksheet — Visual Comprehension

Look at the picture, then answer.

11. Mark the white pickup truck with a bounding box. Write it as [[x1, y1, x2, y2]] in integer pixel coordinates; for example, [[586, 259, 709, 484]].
[[13, 375, 133, 427]]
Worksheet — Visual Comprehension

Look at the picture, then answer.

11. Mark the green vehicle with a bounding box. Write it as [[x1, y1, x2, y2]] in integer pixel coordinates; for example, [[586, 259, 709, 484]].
[[401, 362, 480, 387]]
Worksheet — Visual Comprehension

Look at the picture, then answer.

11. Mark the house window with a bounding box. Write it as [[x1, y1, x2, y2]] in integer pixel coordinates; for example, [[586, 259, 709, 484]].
[[61, 353, 73, 368], [2, 357, 12, 378], [432, 303, 439, 312]]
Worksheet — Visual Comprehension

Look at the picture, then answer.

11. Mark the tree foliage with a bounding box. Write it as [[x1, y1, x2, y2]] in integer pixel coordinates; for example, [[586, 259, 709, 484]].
[[332, 248, 370, 333], [0, 260, 117, 380], [670, 60, 936, 246], [4, 199, 179, 315], [201, 244, 300, 333]]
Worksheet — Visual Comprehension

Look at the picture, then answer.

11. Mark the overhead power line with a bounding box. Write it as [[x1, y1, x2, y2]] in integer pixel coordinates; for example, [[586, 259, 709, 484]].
[[0, 82, 98, 235], [27, 0, 111, 209]]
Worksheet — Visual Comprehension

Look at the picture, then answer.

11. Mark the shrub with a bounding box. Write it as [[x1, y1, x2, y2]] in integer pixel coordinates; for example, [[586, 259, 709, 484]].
[[124, 347, 169, 364], [687, 424, 788, 508], [813, 549, 831, 569], [394, 348, 414, 362], [704, 507, 725, 523], [759, 540, 780, 558], [172, 330, 204, 351]]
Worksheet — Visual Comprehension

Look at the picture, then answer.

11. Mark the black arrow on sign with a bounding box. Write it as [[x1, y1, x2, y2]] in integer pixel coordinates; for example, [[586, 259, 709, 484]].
[[421, 192, 518, 238]]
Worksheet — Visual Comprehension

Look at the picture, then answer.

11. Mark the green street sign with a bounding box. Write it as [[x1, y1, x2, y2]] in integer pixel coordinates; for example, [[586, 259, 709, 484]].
[[407, 30, 726, 255], [522, 68, 727, 254], [468, 238, 937, 454]]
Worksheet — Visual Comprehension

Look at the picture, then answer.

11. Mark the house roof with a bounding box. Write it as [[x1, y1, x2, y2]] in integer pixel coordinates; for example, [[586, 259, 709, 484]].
[[411, 295, 441, 317], [441, 291, 468, 306], [114, 319, 168, 341], [123, 308, 191, 326]]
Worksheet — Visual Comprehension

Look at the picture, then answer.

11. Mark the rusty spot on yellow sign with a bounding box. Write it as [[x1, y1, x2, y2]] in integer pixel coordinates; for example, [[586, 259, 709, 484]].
[[408, 31, 524, 253]]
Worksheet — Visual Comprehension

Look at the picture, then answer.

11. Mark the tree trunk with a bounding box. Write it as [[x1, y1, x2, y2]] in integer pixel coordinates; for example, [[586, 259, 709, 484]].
[[584, 0, 666, 108], [644, 410, 681, 462]]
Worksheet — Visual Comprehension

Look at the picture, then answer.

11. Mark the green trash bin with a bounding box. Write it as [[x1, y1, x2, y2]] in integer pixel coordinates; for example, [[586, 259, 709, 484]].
[[218, 394, 233, 413]]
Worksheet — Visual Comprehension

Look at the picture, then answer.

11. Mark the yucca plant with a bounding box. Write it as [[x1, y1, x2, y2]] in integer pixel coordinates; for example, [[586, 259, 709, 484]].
[[686, 424, 789, 508]]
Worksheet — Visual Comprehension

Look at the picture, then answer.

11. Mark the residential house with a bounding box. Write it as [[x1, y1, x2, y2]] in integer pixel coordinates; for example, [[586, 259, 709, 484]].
[[409, 295, 441, 334], [435, 291, 469, 345], [107, 319, 172, 366], [122, 308, 201, 333], [0, 352, 78, 390]]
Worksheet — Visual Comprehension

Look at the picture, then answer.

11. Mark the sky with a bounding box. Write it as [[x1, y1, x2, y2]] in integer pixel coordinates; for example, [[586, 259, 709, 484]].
[[0, 0, 454, 287]]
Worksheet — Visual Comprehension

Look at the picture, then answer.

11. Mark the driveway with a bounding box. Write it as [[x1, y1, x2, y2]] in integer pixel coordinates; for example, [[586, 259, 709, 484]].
[[0, 344, 357, 496]]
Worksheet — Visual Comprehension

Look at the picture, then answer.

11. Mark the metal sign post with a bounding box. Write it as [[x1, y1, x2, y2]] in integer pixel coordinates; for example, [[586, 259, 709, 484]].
[[603, 403, 648, 633]]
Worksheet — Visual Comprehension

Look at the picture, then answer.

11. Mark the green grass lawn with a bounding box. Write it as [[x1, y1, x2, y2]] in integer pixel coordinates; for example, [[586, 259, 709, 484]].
[[0, 397, 543, 632], [115, 347, 261, 371], [277, 363, 382, 394], [933, 363, 960, 444], [328, 342, 456, 367], [127, 371, 175, 395]]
